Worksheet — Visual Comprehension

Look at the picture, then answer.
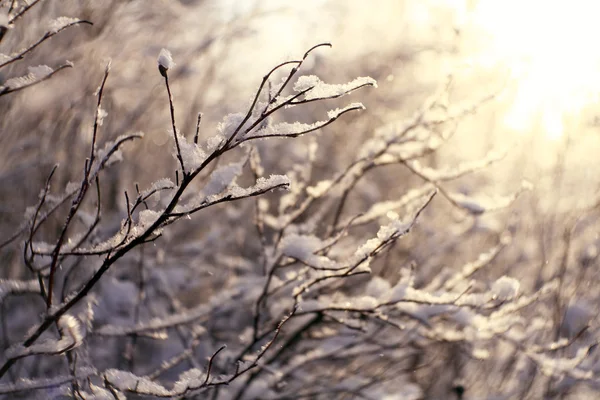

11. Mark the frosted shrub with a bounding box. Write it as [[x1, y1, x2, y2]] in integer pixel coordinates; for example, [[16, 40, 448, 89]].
[[0, 5, 596, 400]]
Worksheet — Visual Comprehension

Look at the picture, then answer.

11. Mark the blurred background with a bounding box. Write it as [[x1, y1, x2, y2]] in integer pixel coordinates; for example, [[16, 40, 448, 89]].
[[2, 0, 600, 398]]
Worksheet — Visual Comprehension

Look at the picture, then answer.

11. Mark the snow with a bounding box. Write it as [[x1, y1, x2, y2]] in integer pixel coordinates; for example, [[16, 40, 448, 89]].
[[354, 217, 412, 260], [95, 133, 143, 171], [527, 346, 593, 379], [96, 107, 108, 126], [48, 17, 81, 33], [247, 103, 365, 140], [450, 180, 532, 215], [0, 374, 93, 396], [0, 279, 39, 302], [28, 65, 54, 79], [406, 149, 507, 182], [202, 160, 245, 196], [175, 133, 206, 171], [352, 295, 379, 310], [450, 192, 487, 215], [217, 112, 245, 139], [104, 369, 170, 396], [561, 300, 593, 338], [353, 185, 433, 226], [249, 121, 319, 139], [256, 174, 290, 190], [444, 243, 504, 290], [205, 133, 225, 151], [157, 48, 175, 70], [173, 368, 205, 392], [365, 276, 392, 297], [490, 276, 520, 301], [282, 233, 338, 269], [5, 315, 83, 359], [327, 102, 365, 118], [137, 209, 161, 230], [141, 178, 174, 199], [306, 179, 332, 198], [282, 234, 323, 259], [4, 65, 53, 89], [293, 75, 377, 100], [65, 181, 81, 194], [298, 298, 323, 312]]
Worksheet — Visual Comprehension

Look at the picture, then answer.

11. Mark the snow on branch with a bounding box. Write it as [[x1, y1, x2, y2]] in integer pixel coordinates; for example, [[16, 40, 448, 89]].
[[447, 180, 532, 216], [350, 184, 434, 227], [243, 103, 365, 142], [0, 372, 93, 395], [0, 63, 73, 96], [292, 75, 377, 102], [171, 174, 290, 217], [95, 303, 209, 336], [92, 133, 144, 175], [0, 279, 39, 302], [5, 315, 83, 360], [404, 148, 509, 182], [353, 190, 436, 261], [0, 17, 91, 70]]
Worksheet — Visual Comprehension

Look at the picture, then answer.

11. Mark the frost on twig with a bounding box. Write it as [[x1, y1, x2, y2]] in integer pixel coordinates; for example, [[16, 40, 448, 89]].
[[5, 315, 83, 359], [292, 75, 377, 101], [0, 64, 72, 96]]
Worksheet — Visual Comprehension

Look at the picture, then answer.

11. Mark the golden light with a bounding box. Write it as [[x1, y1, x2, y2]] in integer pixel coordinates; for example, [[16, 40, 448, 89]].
[[461, 0, 600, 139]]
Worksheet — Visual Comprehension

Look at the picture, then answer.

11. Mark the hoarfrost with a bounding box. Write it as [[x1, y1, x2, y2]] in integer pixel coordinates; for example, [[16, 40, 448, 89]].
[[173, 368, 205, 392], [137, 209, 161, 230], [205, 133, 226, 151], [327, 102, 365, 118], [176, 133, 206, 171], [4, 65, 53, 89], [255, 174, 290, 190], [217, 112, 245, 138], [249, 121, 319, 139], [48, 17, 81, 33], [96, 107, 108, 126], [294, 75, 377, 100], [203, 159, 245, 196], [142, 178, 174, 197], [28, 65, 53, 79], [104, 369, 171, 396]]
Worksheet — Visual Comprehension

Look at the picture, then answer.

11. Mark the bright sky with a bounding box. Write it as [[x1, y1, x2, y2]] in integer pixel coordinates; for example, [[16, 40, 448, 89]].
[[214, 0, 600, 141], [463, 0, 600, 139]]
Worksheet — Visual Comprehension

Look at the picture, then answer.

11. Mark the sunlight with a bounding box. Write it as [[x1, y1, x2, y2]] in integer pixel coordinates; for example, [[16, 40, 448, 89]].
[[462, 0, 600, 139]]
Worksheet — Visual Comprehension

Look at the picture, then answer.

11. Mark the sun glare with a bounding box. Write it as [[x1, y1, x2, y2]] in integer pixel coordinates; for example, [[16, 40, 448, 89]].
[[461, 0, 600, 139]]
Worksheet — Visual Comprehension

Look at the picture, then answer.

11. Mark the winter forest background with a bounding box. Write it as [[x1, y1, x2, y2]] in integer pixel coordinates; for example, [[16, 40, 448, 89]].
[[1, 0, 600, 399]]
